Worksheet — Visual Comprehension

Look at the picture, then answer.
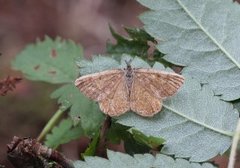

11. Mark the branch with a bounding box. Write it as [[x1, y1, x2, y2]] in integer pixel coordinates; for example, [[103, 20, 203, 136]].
[[7, 136, 74, 168]]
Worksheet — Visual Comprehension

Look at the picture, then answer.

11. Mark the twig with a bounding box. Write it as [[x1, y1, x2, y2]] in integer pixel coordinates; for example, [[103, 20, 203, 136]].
[[228, 119, 240, 168], [7, 136, 74, 168]]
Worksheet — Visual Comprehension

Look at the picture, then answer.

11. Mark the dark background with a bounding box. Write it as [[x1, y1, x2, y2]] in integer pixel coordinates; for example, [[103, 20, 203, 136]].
[[0, 0, 238, 167], [0, 1, 144, 167]]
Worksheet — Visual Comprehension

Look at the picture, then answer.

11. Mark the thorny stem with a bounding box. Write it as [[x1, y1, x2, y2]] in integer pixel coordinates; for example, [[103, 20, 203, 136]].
[[37, 107, 66, 142], [228, 119, 240, 168]]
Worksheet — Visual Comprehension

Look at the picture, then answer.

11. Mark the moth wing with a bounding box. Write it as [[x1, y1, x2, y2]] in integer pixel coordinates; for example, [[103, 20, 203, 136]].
[[130, 75, 162, 117], [134, 69, 184, 99], [99, 76, 130, 116], [75, 69, 124, 101]]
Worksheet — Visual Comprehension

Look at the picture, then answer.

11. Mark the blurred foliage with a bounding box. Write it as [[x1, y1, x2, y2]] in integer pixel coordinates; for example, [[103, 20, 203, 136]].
[[12, 36, 81, 83], [45, 118, 84, 149]]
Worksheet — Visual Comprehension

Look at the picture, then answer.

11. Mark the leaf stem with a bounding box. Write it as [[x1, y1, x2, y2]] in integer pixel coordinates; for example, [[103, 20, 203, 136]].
[[176, 0, 240, 69], [37, 107, 66, 142], [163, 104, 234, 137], [228, 119, 240, 168], [96, 115, 111, 157]]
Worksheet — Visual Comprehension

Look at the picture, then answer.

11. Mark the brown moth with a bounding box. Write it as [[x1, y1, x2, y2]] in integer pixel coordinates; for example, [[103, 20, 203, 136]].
[[75, 60, 184, 117]]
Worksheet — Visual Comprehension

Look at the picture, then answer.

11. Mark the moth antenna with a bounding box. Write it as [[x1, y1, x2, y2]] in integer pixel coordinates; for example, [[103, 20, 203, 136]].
[[125, 59, 133, 67]]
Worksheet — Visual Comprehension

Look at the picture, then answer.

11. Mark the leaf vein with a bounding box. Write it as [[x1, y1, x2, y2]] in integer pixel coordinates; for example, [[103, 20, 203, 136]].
[[163, 104, 234, 137], [176, 0, 240, 68]]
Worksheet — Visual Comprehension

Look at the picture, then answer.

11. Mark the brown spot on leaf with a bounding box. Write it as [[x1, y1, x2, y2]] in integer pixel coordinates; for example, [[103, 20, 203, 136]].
[[34, 65, 40, 70], [48, 70, 57, 75], [51, 49, 57, 58]]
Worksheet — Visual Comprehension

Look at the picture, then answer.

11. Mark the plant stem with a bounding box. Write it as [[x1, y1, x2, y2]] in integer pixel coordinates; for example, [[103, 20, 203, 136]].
[[96, 115, 111, 157], [228, 119, 240, 168], [37, 107, 65, 142]]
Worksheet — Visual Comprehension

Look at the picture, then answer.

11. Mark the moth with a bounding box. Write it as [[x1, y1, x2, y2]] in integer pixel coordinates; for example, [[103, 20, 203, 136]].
[[75, 60, 184, 117]]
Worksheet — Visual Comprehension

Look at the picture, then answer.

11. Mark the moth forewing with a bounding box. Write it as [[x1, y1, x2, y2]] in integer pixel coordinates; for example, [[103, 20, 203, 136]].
[[75, 69, 124, 101]]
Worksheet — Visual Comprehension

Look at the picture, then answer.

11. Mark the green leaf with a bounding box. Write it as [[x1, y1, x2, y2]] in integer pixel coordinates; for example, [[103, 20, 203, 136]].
[[106, 26, 169, 67], [107, 26, 152, 57], [45, 118, 84, 149], [51, 84, 105, 136], [124, 27, 155, 42], [106, 122, 130, 144], [12, 36, 82, 83], [107, 122, 162, 155], [130, 129, 165, 149], [81, 132, 100, 158], [77, 56, 120, 76], [74, 150, 216, 168], [124, 133, 151, 155], [138, 0, 240, 101]]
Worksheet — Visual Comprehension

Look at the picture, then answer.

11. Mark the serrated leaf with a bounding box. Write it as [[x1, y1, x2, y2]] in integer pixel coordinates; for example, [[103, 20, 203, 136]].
[[106, 26, 169, 67], [45, 118, 84, 149], [124, 27, 155, 42], [138, 0, 240, 101], [51, 84, 105, 135], [117, 76, 239, 162], [77, 56, 120, 76], [107, 26, 151, 57], [12, 36, 82, 83], [74, 150, 216, 168]]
